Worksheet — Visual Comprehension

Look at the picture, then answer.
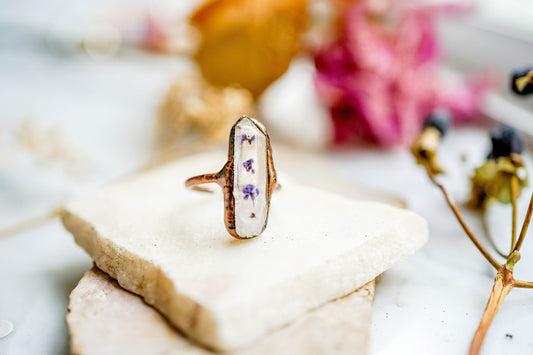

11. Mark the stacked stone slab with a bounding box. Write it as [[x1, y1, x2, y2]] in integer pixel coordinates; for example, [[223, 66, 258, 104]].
[[62, 153, 428, 352]]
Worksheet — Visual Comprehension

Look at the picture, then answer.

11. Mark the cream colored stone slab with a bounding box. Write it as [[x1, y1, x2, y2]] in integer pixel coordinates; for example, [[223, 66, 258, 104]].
[[61, 152, 428, 351], [68, 267, 375, 355]]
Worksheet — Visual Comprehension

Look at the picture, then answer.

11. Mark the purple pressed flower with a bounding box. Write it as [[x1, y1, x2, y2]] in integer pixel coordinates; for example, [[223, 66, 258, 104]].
[[241, 134, 256, 144], [243, 158, 255, 174], [250, 213, 256, 218], [243, 184, 260, 201]]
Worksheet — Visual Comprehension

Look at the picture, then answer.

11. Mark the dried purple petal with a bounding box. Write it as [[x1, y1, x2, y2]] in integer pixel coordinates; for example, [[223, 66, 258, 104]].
[[243, 158, 255, 174], [243, 184, 260, 201], [241, 134, 256, 144]]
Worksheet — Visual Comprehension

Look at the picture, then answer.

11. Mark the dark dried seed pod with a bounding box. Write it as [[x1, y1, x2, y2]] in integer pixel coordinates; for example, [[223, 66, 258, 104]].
[[510, 66, 533, 96], [488, 124, 524, 160], [423, 109, 452, 137]]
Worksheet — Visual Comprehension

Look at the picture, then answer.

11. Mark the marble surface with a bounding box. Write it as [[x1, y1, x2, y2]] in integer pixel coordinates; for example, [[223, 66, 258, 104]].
[[1, 10, 533, 355]]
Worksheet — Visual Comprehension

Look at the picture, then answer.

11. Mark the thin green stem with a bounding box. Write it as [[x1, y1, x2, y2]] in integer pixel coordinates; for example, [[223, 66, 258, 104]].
[[510, 176, 518, 253], [424, 165, 501, 270], [512, 192, 533, 253]]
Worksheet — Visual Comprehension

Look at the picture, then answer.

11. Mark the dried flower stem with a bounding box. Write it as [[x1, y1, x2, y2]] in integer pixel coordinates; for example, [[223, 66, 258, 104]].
[[512, 191, 533, 253], [469, 268, 514, 355], [424, 165, 501, 270], [510, 176, 519, 252], [514, 279, 533, 288], [421, 159, 533, 355], [467, 196, 533, 355]]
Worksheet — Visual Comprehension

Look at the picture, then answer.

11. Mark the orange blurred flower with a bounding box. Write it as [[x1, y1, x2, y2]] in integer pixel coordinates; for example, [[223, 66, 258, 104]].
[[190, 0, 308, 97]]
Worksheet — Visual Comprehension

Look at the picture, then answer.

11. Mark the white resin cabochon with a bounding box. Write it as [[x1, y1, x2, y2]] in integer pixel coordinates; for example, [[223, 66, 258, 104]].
[[233, 117, 268, 238]]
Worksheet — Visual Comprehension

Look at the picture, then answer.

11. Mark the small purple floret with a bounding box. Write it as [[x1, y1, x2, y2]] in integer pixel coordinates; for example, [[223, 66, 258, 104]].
[[243, 184, 260, 201], [243, 158, 255, 174], [241, 134, 256, 144]]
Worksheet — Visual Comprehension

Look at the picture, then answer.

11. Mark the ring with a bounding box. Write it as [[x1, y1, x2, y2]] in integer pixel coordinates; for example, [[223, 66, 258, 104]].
[[185, 116, 278, 239]]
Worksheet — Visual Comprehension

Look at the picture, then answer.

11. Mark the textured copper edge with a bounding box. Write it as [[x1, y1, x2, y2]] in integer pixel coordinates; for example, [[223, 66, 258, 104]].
[[185, 116, 278, 239]]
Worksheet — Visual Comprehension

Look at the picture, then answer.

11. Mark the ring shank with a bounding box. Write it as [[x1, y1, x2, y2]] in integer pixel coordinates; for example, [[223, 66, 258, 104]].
[[185, 173, 222, 192]]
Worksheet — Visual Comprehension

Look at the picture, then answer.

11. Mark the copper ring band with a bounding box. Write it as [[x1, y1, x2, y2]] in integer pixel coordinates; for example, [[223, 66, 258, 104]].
[[185, 172, 225, 192]]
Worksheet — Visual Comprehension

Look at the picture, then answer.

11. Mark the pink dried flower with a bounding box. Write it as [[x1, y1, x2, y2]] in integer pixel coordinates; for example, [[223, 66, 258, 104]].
[[314, 2, 493, 146]]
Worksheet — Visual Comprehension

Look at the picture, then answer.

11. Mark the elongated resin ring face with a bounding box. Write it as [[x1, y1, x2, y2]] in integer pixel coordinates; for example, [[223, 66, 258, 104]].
[[185, 116, 278, 239]]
